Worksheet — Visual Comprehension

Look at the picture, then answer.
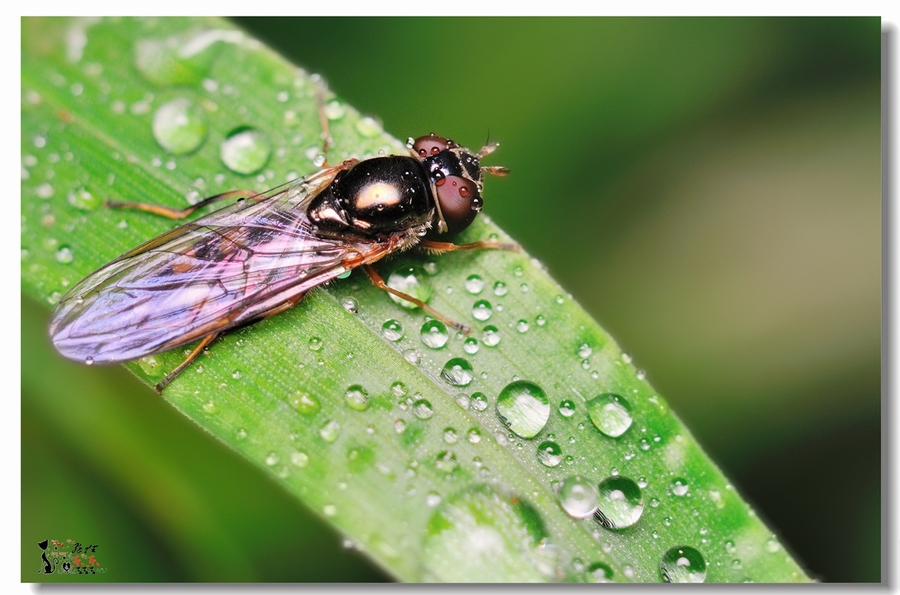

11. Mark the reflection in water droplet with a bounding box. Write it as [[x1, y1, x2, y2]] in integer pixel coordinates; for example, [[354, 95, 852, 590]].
[[413, 399, 434, 420], [381, 319, 403, 341], [220, 127, 271, 175], [537, 440, 562, 467], [472, 299, 493, 321], [558, 475, 599, 519], [153, 98, 207, 155], [420, 319, 449, 349], [422, 484, 558, 582], [496, 380, 549, 439], [441, 358, 474, 387], [387, 264, 432, 309], [587, 393, 633, 437], [594, 476, 644, 529], [660, 546, 707, 583], [464, 274, 484, 294], [344, 385, 369, 411]]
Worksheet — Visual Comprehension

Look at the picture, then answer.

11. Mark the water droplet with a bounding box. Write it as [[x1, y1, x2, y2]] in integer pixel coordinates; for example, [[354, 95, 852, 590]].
[[202, 400, 215, 412], [420, 320, 449, 349], [471, 392, 488, 411], [585, 561, 614, 583], [467, 428, 482, 444], [492, 280, 508, 296], [496, 380, 550, 439], [426, 492, 442, 507], [587, 393, 633, 437], [381, 319, 404, 341], [324, 99, 346, 120], [344, 385, 369, 411], [577, 343, 593, 358], [134, 30, 226, 85], [386, 264, 432, 309], [472, 299, 492, 321], [516, 319, 530, 333], [482, 325, 500, 347], [291, 451, 309, 468], [537, 440, 562, 467], [67, 186, 101, 211], [441, 358, 474, 387], [84, 356, 94, 366], [355, 116, 381, 138], [55, 246, 74, 264], [670, 478, 689, 497], [463, 337, 479, 354], [308, 337, 323, 351], [558, 475, 599, 519], [422, 485, 558, 581], [464, 274, 484, 294], [341, 297, 358, 313], [413, 398, 434, 420], [390, 381, 407, 398], [434, 450, 458, 473], [152, 98, 207, 155], [660, 546, 706, 583], [594, 476, 644, 529], [220, 127, 271, 175], [264, 452, 279, 466], [403, 349, 421, 365], [558, 399, 576, 418], [288, 391, 319, 414], [535, 314, 547, 327], [319, 419, 340, 443]]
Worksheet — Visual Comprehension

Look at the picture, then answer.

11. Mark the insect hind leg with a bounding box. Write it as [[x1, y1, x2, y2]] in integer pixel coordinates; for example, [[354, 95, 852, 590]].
[[106, 190, 261, 220], [363, 265, 471, 334], [154, 332, 220, 393]]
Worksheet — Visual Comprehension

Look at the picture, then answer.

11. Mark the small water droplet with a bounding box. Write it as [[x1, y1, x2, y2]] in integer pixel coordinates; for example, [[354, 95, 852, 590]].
[[482, 325, 500, 347], [324, 99, 346, 120], [265, 452, 279, 466], [558, 475, 599, 519], [341, 297, 358, 313], [587, 393, 633, 438], [288, 391, 319, 414], [558, 399, 576, 418], [660, 546, 707, 583], [390, 381, 407, 398], [594, 476, 644, 529], [671, 478, 689, 497], [585, 561, 614, 583], [434, 450, 458, 473], [153, 97, 207, 155], [344, 385, 369, 411], [426, 491, 442, 507], [466, 428, 482, 444], [491, 280, 508, 297], [441, 358, 474, 387], [577, 343, 593, 358], [516, 319, 530, 333], [55, 246, 74, 264], [67, 186, 102, 211], [386, 264, 432, 309], [291, 451, 309, 467], [472, 299, 492, 321], [537, 440, 562, 467], [496, 380, 550, 439], [220, 127, 271, 175], [420, 320, 449, 349], [471, 392, 488, 411], [413, 398, 434, 420], [308, 337, 323, 351], [319, 419, 341, 443], [535, 314, 547, 327], [355, 116, 381, 138], [464, 274, 484, 294], [442, 427, 458, 444], [380, 319, 404, 341], [202, 400, 215, 413], [403, 349, 421, 365], [463, 337, 479, 354]]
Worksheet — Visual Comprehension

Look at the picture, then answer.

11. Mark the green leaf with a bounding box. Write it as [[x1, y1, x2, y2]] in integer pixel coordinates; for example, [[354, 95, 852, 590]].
[[22, 17, 811, 582]]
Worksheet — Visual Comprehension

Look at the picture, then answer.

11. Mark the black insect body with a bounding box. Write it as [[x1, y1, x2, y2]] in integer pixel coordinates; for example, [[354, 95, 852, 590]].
[[49, 133, 512, 391]]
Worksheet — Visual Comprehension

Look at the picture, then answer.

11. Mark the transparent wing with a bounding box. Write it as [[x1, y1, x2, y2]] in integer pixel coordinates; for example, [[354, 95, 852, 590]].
[[49, 172, 392, 364]]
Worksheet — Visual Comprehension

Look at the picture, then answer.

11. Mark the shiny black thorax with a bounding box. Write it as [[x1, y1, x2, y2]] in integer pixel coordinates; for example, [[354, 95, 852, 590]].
[[307, 156, 435, 237]]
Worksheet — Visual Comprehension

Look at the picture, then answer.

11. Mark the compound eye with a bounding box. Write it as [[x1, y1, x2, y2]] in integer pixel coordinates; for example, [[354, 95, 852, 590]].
[[435, 175, 481, 235], [412, 134, 452, 159]]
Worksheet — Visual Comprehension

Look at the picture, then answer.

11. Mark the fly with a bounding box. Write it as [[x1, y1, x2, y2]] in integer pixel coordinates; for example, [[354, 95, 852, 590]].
[[48, 115, 514, 392]]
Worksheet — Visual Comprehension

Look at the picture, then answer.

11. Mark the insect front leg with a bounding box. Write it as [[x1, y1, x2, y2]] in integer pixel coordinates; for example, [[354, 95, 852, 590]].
[[418, 239, 521, 253], [106, 189, 261, 220]]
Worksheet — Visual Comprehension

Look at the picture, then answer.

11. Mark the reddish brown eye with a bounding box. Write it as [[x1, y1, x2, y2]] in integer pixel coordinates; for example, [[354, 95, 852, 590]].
[[435, 175, 480, 235], [412, 134, 452, 161]]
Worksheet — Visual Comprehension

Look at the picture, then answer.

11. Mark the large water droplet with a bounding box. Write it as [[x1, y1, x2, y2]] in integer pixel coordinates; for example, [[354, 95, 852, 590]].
[[496, 380, 549, 439], [472, 299, 493, 321], [381, 319, 403, 341], [153, 98, 207, 155], [587, 393, 633, 437], [660, 546, 707, 583], [422, 485, 558, 582], [386, 264, 432, 309], [420, 320, 449, 349], [594, 476, 644, 529], [441, 358, 473, 387], [558, 475, 599, 519], [344, 385, 369, 411], [220, 127, 271, 175], [537, 440, 562, 467]]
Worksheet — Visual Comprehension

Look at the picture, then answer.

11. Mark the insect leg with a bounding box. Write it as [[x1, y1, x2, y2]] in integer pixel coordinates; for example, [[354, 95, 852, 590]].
[[154, 332, 220, 393], [363, 265, 471, 334], [106, 190, 261, 220], [418, 239, 521, 253]]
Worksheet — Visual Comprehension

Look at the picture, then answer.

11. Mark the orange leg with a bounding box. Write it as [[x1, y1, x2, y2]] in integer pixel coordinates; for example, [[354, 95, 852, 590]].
[[418, 239, 521, 253], [154, 332, 220, 393], [106, 190, 260, 220], [363, 265, 471, 334]]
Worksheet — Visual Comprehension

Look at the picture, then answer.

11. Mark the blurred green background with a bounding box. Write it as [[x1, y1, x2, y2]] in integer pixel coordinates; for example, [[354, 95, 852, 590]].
[[22, 17, 881, 582]]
